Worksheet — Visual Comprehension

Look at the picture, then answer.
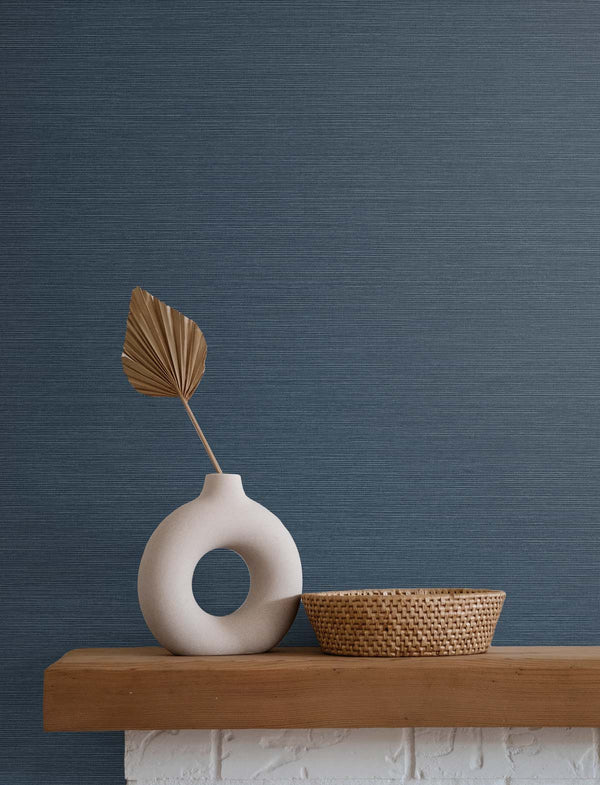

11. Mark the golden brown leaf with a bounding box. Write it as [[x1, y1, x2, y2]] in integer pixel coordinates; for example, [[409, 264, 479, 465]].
[[122, 287, 207, 401]]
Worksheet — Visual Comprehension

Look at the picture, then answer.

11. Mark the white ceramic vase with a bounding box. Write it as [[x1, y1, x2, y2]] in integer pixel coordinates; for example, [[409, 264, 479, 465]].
[[138, 473, 303, 655]]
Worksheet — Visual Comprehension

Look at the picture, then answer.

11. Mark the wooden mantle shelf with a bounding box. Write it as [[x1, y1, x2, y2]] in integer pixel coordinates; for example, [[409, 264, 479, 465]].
[[44, 646, 600, 731]]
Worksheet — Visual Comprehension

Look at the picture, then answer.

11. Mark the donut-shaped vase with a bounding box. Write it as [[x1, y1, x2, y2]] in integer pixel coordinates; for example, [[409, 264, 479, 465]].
[[138, 473, 302, 655]]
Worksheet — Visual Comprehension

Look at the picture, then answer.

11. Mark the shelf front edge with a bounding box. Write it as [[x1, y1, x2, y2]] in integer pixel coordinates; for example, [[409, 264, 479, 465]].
[[43, 646, 600, 731]]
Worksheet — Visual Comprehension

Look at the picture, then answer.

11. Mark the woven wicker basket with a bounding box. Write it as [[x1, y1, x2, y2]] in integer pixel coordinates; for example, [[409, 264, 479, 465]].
[[302, 588, 506, 657]]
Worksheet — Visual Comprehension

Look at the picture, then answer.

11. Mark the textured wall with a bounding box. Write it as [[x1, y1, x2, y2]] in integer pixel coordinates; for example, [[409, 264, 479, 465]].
[[2, 1, 600, 783], [125, 727, 600, 784]]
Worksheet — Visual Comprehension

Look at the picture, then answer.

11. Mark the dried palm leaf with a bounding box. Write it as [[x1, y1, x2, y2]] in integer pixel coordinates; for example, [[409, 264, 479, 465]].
[[122, 287, 222, 472]]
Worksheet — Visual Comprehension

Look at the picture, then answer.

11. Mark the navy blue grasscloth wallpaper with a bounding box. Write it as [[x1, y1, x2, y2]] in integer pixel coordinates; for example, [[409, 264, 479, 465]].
[[2, 1, 600, 782]]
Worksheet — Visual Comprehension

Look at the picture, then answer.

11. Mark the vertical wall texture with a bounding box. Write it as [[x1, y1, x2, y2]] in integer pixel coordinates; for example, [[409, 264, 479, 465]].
[[2, 1, 600, 782]]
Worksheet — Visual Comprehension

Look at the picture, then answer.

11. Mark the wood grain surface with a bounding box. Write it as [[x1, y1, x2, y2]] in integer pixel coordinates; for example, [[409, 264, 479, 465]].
[[44, 646, 600, 730]]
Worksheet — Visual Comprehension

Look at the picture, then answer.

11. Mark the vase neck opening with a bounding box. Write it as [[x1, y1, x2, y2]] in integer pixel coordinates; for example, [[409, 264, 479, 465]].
[[200, 473, 244, 497]]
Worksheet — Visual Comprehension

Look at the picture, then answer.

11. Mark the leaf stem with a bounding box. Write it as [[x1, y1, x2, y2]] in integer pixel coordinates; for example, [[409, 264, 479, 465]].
[[179, 396, 223, 473]]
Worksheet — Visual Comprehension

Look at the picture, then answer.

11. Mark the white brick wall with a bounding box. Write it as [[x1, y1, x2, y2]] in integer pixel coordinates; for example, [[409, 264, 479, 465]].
[[125, 727, 600, 785]]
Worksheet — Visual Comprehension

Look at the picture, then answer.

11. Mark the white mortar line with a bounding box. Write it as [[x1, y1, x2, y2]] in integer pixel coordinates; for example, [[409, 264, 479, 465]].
[[403, 727, 416, 782], [210, 728, 223, 780], [592, 727, 600, 779]]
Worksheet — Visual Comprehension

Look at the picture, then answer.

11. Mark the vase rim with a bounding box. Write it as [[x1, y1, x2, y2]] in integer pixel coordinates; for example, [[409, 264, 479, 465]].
[[200, 473, 245, 495]]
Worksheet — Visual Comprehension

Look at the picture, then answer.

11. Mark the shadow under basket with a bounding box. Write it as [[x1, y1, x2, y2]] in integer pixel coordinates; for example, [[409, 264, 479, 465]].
[[302, 588, 506, 657]]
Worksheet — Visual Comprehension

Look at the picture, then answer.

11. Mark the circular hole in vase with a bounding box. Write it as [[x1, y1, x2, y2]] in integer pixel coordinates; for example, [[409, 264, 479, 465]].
[[192, 548, 250, 616]]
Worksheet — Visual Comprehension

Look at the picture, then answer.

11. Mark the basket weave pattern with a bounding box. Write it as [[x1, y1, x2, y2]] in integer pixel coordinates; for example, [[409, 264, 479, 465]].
[[302, 588, 506, 657]]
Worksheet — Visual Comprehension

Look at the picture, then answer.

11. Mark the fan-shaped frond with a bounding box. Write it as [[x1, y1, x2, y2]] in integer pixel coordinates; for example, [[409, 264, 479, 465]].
[[122, 287, 206, 401]]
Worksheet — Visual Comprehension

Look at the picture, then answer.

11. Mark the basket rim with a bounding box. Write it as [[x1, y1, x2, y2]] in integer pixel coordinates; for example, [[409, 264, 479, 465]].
[[302, 587, 506, 600]]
